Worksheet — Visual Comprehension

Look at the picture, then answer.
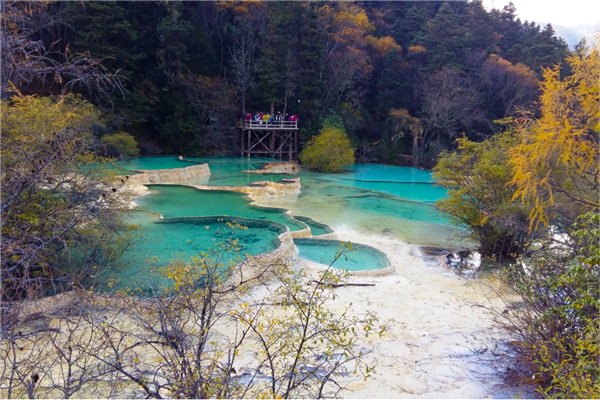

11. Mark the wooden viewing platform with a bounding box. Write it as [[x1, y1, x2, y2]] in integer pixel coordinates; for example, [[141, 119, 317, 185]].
[[237, 119, 298, 160]]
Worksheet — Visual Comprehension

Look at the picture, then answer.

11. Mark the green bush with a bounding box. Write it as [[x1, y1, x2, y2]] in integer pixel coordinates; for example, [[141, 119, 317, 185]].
[[433, 132, 533, 259], [101, 132, 139, 158], [299, 126, 354, 173], [505, 212, 600, 398]]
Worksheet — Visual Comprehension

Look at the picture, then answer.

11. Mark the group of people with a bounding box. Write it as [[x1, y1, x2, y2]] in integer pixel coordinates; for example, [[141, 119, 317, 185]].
[[244, 111, 297, 123]]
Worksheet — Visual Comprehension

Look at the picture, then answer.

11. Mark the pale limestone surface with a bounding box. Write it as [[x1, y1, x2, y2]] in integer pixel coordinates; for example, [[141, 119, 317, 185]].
[[223, 179, 526, 397], [118, 163, 210, 208], [242, 160, 301, 174], [119, 163, 211, 186], [312, 232, 338, 240], [187, 177, 301, 199], [224, 231, 297, 289], [226, 227, 524, 399]]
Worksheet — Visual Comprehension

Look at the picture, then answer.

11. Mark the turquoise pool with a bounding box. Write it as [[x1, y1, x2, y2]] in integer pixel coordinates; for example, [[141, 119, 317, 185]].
[[304, 163, 447, 204], [293, 216, 333, 236], [293, 238, 391, 271], [136, 185, 307, 232], [106, 212, 287, 292], [111, 156, 199, 174], [181, 157, 295, 186]]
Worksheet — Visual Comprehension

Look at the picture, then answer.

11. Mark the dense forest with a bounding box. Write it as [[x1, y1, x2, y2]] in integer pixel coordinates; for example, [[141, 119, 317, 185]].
[[3, 0, 571, 166]]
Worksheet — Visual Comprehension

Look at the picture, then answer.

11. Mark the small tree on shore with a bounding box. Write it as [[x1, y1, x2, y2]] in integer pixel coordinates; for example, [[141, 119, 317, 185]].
[[433, 131, 534, 259], [299, 123, 355, 173]]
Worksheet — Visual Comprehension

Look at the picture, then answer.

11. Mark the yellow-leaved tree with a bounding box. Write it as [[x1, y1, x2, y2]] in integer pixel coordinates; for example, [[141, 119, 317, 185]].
[[299, 124, 355, 173], [509, 47, 599, 228]]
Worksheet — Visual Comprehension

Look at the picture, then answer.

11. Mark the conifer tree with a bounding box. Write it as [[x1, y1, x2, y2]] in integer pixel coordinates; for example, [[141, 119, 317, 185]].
[[423, 3, 468, 70]]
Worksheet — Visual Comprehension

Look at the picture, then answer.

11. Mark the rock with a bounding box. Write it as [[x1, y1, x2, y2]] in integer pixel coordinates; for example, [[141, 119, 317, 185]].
[[242, 160, 301, 175], [117, 163, 211, 186]]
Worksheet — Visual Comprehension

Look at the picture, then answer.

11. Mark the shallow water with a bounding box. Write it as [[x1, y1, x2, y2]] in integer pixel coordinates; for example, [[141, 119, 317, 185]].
[[106, 211, 287, 292], [294, 238, 390, 271], [182, 157, 294, 186], [136, 185, 307, 232], [112, 156, 199, 174], [259, 167, 470, 248], [293, 216, 333, 236], [310, 163, 447, 203]]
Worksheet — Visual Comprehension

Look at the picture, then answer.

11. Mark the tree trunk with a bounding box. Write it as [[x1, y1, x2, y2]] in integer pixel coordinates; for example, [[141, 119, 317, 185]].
[[270, 102, 274, 115], [283, 95, 288, 120]]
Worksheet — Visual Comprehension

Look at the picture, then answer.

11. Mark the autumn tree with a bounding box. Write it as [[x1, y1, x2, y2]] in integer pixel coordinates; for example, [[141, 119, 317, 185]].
[[479, 54, 539, 117], [0, 93, 134, 319], [509, 48, 599, 228], [299, 119, 355, 173], [474, 43, 600, 398], [434, 131, 533, 259], [319, 3, 376, 113], [100, 132, 140, 158]]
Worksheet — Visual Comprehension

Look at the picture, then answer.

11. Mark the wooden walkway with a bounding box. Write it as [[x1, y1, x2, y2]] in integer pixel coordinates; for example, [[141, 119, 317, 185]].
[[237, 119, 298, 160], [236, 120, 297, 130]]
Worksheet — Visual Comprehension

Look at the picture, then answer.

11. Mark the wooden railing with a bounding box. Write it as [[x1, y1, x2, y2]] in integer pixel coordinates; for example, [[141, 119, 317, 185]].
[[236, 119, 298, 130]]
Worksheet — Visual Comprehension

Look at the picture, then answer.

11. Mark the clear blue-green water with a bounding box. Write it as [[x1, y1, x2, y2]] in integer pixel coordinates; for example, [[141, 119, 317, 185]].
[[303, 164, 447, 204], [257, 164, 468, 248], [111, 156, 294, 186], [293, 216, 333, 236], [102, 157, 471, 291], [136, 185, 307, 232], [111, 156, 200, 174], [182, 157, 294, 186], [294, 239, 391, 271], [106, 211, 287, 292]]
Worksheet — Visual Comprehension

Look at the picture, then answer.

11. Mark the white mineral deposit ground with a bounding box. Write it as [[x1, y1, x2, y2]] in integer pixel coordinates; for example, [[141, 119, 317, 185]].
[[231, 222, 535, 398]]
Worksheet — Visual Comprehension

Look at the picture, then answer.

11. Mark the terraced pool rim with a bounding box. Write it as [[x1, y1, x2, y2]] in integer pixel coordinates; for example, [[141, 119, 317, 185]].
[[293, 238, 392, 272]]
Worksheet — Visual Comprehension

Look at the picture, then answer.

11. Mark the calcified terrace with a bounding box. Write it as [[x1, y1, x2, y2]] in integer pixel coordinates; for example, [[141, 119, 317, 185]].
[[111, 156, 522, 398]]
